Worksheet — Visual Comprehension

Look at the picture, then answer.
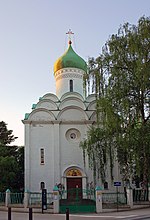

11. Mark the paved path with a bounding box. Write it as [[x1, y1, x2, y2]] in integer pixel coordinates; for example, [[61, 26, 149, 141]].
[[0, 207, 150, 220]]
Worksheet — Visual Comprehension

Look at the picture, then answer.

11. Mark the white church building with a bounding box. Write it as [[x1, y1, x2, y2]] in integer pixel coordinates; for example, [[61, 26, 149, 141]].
[[23, 39, 120, 193]]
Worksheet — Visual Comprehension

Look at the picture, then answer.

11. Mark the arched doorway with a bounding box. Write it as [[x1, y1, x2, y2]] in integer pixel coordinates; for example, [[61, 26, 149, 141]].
[[60, 167, 96, 213], [66, 168, 82, 200]]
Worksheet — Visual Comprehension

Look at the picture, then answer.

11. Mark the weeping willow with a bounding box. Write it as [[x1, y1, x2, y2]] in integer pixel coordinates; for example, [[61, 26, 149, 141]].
[[81, 16, 150, 186], [81, 55, 117, 184]]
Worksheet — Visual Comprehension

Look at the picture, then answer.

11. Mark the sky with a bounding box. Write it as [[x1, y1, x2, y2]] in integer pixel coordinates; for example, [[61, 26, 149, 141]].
[[0, 0, 149, 146]]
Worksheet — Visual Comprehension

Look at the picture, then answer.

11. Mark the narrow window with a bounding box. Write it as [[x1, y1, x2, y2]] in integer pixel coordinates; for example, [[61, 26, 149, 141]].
[[104, 181, 108, 190], [40, 148, 45, 164], [70, 80, 73, 92], [40, 182, 45, 190]]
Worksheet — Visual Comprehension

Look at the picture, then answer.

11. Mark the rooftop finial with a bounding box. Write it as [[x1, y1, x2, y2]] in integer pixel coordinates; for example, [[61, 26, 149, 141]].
[[66, 29, 74, 44]]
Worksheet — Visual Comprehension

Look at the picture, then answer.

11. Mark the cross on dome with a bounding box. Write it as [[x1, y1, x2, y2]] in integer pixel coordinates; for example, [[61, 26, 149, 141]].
[[66, 29, 74, 44], [54, 30, 87, 73]]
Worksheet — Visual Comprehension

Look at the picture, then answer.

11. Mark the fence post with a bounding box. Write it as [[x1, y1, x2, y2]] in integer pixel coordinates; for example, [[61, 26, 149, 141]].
[[53, 185, 59, 213], [5, 189, 11, 207], [8, 207, 11, 220], [126, 188, 133, 208], [29, 207, 32, 220], [66, 208, 69, 220], [95, 186, 103, 213], [24, 189, 29, 208]]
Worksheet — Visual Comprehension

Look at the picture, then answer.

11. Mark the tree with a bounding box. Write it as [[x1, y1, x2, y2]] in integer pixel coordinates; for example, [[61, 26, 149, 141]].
[[0, 121, 24, 191], [81, 16, 150, 187], [0, 121, 17, 145]]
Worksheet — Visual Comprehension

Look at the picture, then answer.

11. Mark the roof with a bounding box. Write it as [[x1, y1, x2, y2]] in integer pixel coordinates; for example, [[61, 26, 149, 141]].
[[54, 41, 87, 73]]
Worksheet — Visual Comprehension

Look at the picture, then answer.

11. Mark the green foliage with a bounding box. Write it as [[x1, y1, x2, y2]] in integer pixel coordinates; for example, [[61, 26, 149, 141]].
[[81, 16, 150, 185], [0, 121, 24, 192], [104, 16, 150, 183], [0, 121, 17, 145], [0, 156, 19, 191], [80, 126, 114, 184]]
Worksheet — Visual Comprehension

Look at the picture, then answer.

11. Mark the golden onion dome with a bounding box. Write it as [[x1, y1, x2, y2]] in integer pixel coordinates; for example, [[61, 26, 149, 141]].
[[54, 41, 87, 73]]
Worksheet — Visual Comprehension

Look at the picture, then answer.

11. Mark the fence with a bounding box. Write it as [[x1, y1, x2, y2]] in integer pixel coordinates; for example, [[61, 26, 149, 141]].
[[133, 189, 149, 203], [60, 188, 95, 200], [1, 187, 150, 213], [102, 192, 127, 209], [10, 192, 24, 204], [29, 192, 53, 206], [102, 192, 127, 204], [0, 192, 5, 205]]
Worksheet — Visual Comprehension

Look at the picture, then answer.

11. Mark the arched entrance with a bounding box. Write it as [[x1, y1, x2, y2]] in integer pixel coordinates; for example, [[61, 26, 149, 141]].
[[60, 167, 96, 213], [66, 168, 82, 200]]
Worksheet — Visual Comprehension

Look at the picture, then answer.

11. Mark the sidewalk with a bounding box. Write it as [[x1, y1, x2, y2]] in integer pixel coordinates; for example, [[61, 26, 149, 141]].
[[0, 203, 150, 214]]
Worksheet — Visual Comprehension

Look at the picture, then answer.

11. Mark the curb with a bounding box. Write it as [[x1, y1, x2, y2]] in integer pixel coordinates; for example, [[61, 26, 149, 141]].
[[0, 204, 150, 214]]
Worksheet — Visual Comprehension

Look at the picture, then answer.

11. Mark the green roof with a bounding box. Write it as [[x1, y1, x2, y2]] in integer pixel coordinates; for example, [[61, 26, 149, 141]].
[[24, 113, 30, 120], [54, 41, 87, 73]]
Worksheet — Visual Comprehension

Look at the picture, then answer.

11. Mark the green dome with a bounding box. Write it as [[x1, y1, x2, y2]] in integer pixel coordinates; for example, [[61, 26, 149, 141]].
[[54, 41, 87, 73]]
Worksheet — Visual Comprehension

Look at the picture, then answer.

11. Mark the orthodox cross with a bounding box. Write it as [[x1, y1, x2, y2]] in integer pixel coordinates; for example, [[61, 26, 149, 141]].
[[66, 29, 74, 42]]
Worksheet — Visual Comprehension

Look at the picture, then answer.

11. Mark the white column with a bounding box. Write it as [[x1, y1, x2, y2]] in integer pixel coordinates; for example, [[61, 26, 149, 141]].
[[5, 189, 11, 207], [53, 122, 61, 184], [53, 186, 59, 213], [24, 123, 31, 191], [95, 186, 103, 213], [126, 188, 133, 208], [24, 190, 29, 208]]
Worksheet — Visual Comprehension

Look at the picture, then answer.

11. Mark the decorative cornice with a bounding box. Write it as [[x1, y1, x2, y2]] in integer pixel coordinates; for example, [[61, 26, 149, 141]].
[[56, 73, 82, 81], [54, 68, 83, 81], [22, 119, 95, 125]]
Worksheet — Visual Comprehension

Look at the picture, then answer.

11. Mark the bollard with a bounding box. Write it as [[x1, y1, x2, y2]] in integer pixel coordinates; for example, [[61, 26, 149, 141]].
[[29, 208, 32, 220], [8, 207, 11, 220], [66, 208, 69, 220]]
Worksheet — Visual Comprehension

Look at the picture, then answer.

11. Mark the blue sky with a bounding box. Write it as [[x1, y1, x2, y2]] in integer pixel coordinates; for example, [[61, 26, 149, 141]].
[[0, 0, 149, 145]]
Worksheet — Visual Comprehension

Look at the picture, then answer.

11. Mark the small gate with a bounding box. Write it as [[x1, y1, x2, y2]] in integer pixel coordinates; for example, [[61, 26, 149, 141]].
[[60, 188, 96, 213]]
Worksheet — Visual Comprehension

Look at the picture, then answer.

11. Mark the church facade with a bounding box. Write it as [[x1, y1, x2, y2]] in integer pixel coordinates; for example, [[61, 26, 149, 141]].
[[23, 40, 120, 193]]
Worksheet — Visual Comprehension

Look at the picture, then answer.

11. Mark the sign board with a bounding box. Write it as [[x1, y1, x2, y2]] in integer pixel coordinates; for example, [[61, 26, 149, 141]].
[[42, 189, 47, 211], [114, 181, 121, 187]]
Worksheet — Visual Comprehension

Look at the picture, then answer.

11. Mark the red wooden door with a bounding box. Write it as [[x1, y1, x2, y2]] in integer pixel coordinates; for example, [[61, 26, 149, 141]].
[[67, 178, 82, 200]]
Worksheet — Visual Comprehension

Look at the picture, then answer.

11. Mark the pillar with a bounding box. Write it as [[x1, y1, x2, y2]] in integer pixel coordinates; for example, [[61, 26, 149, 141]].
[[95, 186, 103, 213], [126, 188, 133, 208], [5, 189, 11, 207], [53, 185, 59, 213], [24, 190, 29, 208]]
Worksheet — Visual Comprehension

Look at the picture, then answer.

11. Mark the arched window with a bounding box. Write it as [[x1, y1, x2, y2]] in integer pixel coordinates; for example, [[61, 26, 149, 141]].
[[70, 80, 73, 92], [40, 182, 45, 190], [104, 181, 108, 190]]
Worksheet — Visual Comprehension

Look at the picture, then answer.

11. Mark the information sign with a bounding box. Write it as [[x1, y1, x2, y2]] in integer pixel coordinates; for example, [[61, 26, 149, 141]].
[[42, 189, 47, 212], [114, 181, 121, 187]]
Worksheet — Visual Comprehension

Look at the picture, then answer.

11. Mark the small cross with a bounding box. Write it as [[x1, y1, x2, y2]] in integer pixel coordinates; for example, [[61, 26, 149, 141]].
[[66, 29, 74, 41]]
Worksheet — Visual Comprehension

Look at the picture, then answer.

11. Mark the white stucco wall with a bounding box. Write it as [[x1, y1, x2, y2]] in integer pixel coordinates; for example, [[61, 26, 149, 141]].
[[55, 68, 85, 99], [23, 67, 122, 193], [25, 123, 55, 192], [23, 90, 96, 192]]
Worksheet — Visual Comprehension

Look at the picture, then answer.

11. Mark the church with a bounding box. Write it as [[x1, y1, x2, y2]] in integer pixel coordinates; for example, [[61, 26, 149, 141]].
[[22, 36, 120, 193]]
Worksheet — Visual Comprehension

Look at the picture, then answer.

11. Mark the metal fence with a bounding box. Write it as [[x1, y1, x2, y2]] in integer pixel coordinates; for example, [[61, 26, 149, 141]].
[[133, 189, 148, 203], [102, 192, 127, 204], [60, 188, 95, 200], [0, 192, 5, 204], [29, 192, 53, 206], [10, 192, 24, 204], [0, 189, 149, 208], [59, 188, 96, 213]]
